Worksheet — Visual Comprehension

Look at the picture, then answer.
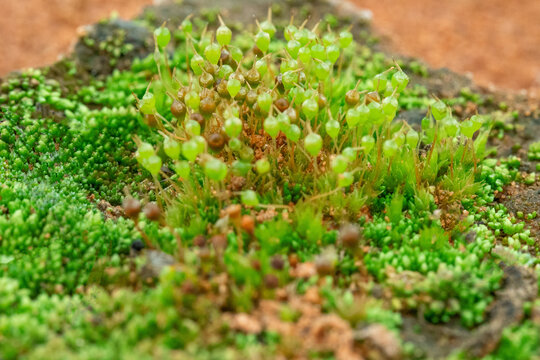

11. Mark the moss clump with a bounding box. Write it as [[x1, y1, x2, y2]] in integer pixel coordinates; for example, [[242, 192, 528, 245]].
[[0, 7, 538, 360]]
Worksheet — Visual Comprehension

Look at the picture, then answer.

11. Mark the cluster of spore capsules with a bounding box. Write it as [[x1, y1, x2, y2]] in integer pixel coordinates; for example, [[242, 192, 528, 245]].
[[135, 13, 483, 207]]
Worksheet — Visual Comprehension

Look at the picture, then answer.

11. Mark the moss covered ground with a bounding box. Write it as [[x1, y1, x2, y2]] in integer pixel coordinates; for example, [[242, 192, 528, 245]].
[[0, 1, 539, 359]]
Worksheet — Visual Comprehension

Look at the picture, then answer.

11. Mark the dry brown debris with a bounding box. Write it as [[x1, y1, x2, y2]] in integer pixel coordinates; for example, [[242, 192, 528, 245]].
[[226, 291, 363, 360]]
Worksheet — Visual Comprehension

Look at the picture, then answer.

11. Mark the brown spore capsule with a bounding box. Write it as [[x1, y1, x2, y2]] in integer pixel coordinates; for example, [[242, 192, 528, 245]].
[[338, 223, 361, 249], [264, 274, 279, 289], [143, 202, 161, 221], [200, 96, 216, 115], [190, 112, 205, 129], [207, 132, 226, 151], [122, 197, 141, 219], [275, 98, 289, 112], [144, 114, 158, 128], [171, 100, 186, 118], [345, 89, 360, 106], [365, 91, 380, 104]]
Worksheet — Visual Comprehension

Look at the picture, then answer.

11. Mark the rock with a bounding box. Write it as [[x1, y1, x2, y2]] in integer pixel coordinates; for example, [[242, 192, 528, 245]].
[[355, 323, 402, 360], [74, 18, 152, 76], [139, 250, 176, 280]]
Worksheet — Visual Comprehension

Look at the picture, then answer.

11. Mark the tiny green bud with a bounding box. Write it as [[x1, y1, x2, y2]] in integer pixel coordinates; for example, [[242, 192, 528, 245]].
[[255, 158, 271, 174], [204, 157, 228, 181], [241, 190, 259, 206], [304, 133, 323, 156]]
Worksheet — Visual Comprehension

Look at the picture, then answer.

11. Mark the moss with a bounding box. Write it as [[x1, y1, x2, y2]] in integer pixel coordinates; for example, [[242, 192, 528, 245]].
[[0, 6, 538, 360]]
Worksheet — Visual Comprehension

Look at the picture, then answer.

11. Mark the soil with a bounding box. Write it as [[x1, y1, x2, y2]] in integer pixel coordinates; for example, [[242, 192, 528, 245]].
[[350, 0, 540, 95], [0, 0, 152, 76], [2, 0, 540, 96], [1, 0, 539, 357]]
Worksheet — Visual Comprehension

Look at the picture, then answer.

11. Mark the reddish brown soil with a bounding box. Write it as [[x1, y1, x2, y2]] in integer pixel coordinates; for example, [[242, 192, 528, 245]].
[[350, 0, 540, 95], [0, 0, 151, 76], [1, 0, 539, 97]]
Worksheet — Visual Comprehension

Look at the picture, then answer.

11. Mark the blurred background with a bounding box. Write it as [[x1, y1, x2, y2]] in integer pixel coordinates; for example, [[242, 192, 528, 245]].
[[1, 0, 539, 95]]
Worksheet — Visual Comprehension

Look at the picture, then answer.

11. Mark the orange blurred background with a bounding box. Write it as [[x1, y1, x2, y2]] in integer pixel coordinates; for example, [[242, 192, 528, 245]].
[[1, 0, 539, 94]]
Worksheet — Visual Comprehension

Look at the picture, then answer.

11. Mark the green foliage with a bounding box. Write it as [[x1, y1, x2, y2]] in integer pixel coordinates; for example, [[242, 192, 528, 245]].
[[0, 9, 538, 360]]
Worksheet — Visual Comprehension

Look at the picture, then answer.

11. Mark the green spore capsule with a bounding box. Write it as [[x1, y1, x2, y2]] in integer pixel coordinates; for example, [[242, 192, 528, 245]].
[[190, 54, 205, 75], [232, 160, 252, 176], [228, 137, 242, 151], [311, 44, 326, 61], [383, 139, 399, 157], [443, 116, 459, 137], [255, 31, 270, 52], [394, 132, 405, 147], [346, 108, 360, 128], [216, 25, 232, 46], [326, 45, 340, 64], [263, 116, 280, 138], [204, 157, 228, 181], [230, 46, 243, 62], [382, 96, 399, 118], [257, 93, 273, 113], [204, 43, 221, 65], [224, 116, 243, 138], [174, 160, 191, 179], [302, 98, 319, 120], [460, 120, 476, 139], [304, 133, 323, 156], [361, 135, 375, 154], [182, 140, 200, 161], [406, 129, 419, 148], [227, 78, 242, 98], [185, 91, 200, 110], [373, 72, 388, 91], [181, 19, 193, 34], [367, 101, 384, 123], [470, 115, 483, 132], [154, 27, 171, 48], [431, 100, 447, 121], [287, 40, 301, 58], [137, 142, 155, 161], [285, 124, 301, 143], [325, 119, 340, 139], [255, 158, 271, 174], [163, 137, 181, 160], [338, 171, 354, 187], [298, 47, 311, 64], [338, 31, 353, 48], [143, 155, 162, 177], [294, 28, 309, 46], [331, 154, 349, 174], [260, 20, 276, 38], [284, 24, 298, 41], [391, 70, 409, 93], [314, 61, 331, 81], [185, 119, 201, 136], [255, 59, 268, 76], [277, 113, 291, 132], [139, 92, 156, 115], [241, 190, 260, 206], [342, 147, 357, 162]]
